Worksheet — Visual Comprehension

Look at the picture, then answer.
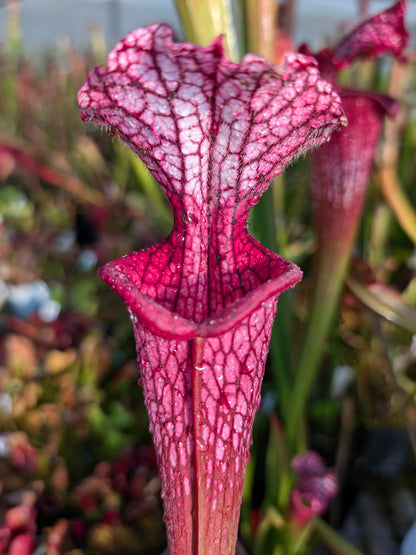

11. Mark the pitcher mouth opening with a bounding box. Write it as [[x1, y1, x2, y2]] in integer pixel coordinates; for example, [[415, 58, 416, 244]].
[[99, 255, 302, 340]]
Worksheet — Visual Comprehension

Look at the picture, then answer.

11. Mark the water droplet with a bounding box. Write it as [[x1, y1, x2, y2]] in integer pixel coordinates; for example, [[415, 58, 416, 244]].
[[196, 439, 207, 451]]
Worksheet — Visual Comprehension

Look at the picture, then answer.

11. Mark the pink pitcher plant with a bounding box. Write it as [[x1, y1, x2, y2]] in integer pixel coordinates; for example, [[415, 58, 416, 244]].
[[78, 25, 345, 554], [287, 0, 409, 444], [308, 0, 408, 262], [290, 451, 337, 527]]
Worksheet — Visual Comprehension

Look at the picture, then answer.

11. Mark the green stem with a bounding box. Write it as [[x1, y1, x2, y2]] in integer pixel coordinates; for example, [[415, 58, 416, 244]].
[[313, 518, 365, 555], [286, 246, 350, 452], [252, 183, 293, 417], [266, 414, 291, 509], [174, 0, 198, 43], [372, 316, 416, 464], [129, 150, 173, 232], [270, 291, 294, 417], [292, 522, 314, 555], [174, 0, 239, 60], [218, 0, 240, 61], [244, 0, 277, 60], [271, 173, 290, 258], [253, 507, 285, 555], [377, 166, 416, 245]]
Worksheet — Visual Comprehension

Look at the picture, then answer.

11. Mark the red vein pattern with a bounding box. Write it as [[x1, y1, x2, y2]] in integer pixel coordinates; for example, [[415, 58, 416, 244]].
[[300, 1, 409, 82], [332, 0, 409, 69], [78, 25, 345, 554]]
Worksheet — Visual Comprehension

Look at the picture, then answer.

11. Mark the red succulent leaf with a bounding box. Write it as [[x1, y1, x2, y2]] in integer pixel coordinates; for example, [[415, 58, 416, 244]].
[[7, 432, 38, 474], [8, 532, 36, 555], [101, 508, 120, 525], [69, 519, 88, 540], [0, 527, 11, 553], [78, 24, 345, 554], [332, 0, 409, 69], [5, 505, 37, 534]]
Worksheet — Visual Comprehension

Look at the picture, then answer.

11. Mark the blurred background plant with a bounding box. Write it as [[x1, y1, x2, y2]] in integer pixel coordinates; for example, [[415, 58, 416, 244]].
[[1, 0, 416, 554]]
